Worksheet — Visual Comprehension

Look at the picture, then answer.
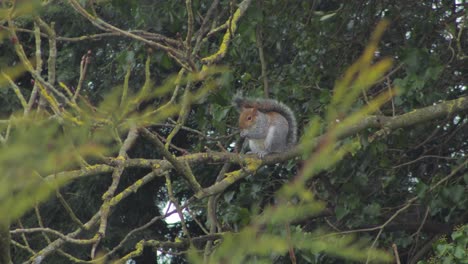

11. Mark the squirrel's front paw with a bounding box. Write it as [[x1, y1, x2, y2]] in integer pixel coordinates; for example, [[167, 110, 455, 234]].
[[256, 151, 268, 158], [246, 151, 268, 158]]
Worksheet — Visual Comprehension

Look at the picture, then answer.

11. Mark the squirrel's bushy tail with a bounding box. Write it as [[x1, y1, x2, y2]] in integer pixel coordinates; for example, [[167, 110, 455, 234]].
[[233, 96, 297, 145]]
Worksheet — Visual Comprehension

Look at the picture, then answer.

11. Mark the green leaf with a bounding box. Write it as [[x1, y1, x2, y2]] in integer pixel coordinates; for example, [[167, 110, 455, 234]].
[[416, 181, 428, 199], [224, 191, 235, 203], [363, 203, 381, 217], [442, 257, 454, 264], [335, 205, 349, 220], [451, 229, 463, 241], [319, 90, 331, 104], [240, 72, 252, 82], [160, 53, 173, 69], [448, 185, 464, 203], [453, 245, 465, 259], [436, 243, 448, 255], [237, 207, 251, 226], [211, 104, 230, 123]]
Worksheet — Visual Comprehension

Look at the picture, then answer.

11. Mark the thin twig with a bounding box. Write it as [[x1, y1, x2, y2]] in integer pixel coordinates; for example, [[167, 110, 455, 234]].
[[73, 50, 92, 102], [165, 173, 192, 240], [185, 0, 194, 58], [392, 244, 401, 264], [55, 189, 85, 229], [25, 22, 42, 115], [255, 3, 269, 98], [393, 155, 458, 169]]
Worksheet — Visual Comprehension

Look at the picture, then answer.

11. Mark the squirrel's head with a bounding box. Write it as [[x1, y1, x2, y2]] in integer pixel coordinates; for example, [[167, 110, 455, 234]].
[[238, 107, 258, 131]]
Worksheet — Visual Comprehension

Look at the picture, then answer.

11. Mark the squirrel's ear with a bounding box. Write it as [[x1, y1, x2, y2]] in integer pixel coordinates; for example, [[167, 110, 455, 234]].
[[233, 96, 241, 106], [233, 97, 243, 112], [233, 105, 242, 113]]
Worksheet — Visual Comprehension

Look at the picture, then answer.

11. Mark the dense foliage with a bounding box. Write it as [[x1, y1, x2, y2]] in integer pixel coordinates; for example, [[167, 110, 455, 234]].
[[0, 0, 466, 263]]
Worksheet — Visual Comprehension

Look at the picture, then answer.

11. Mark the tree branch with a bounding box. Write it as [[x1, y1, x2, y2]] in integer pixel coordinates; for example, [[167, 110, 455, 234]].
[[43, 95, 468, 193]]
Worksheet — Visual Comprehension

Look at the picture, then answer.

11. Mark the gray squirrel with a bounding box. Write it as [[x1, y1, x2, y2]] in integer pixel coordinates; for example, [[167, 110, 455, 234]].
[[233, 96, 297, 158]]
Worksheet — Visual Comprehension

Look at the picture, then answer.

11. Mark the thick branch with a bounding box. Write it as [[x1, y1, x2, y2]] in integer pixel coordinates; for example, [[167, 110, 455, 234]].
[[266, 95, 468, 164], [0, 221, 12, 264], [46, 96, 468, 192]]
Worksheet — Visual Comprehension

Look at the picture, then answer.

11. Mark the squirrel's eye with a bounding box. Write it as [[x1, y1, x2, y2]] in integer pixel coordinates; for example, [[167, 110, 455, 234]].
[[247, 116, 252, 121]]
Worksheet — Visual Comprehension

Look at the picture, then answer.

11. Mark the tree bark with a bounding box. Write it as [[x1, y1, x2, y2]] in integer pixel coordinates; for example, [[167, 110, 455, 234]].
[[0, 220, 12, 264]]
